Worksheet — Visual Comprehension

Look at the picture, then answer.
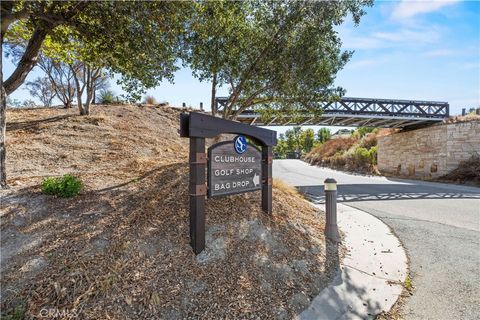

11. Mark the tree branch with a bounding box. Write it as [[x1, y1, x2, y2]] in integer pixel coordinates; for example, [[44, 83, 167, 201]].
[[3, 1, 91, 95], [4, 26, 50, 95], [225, 3, 306, 117], [1, 8, 29, 37]]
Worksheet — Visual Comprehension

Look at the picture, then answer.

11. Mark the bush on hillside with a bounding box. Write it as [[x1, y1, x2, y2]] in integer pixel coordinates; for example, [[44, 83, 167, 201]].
[[305, 136, 357, 164], [41, 174, 83, 198], [353, 127, 375, 139], [305, 132, 380, 173], [98, 89, 116, 104], [330, 152, 347, 167], [369, 146, 377, 166], [143, 95, 157, 104], [345, 147, 371, 170], [359, 133, 377, 149], [441, 153, 480, 185]]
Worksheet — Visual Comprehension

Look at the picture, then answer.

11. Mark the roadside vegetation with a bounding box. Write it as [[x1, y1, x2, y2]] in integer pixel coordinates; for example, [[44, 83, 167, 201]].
[[41, 174, 83, 198], [439, 153, 480, 186], [274, 126, 385, 174], [304, 127, 392, 174]]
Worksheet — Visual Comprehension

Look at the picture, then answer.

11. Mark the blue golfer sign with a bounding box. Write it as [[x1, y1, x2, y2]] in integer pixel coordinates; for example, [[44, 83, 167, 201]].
[[234, 135, 247, 154]]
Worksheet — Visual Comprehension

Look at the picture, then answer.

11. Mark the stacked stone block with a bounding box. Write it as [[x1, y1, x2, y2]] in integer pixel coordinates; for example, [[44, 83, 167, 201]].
[[377, 121, 480, 179]]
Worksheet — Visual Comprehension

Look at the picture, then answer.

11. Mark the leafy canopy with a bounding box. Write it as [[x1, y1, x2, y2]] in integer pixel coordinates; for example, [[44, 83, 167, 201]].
[[4, 1, 192, 101], [184, 0, 372, 119]]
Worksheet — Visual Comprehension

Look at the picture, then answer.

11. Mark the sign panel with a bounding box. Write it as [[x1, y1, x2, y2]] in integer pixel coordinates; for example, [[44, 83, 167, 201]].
[[208, 136, 262, 197]]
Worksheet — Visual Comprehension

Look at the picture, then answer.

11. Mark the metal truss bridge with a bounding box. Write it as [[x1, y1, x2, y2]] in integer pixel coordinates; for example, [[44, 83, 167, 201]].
[[215, 97, 449, 129]]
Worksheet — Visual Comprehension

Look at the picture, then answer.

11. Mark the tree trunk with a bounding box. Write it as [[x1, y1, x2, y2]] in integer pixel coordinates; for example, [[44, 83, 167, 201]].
[[0, 2, 89, 187], [4, 28, 50, 95], [71, 64, 85, 115], [83, 66, 97, 116], [84, 88, 92, 115], [1, 32, 6, 187], [0, 85, 6, 188], [75, 79, 84, 115], [211, 73, 217, 116]]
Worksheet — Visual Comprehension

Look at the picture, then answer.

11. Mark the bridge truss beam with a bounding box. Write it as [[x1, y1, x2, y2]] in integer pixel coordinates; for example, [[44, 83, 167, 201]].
[[215, 97, 449, 129]]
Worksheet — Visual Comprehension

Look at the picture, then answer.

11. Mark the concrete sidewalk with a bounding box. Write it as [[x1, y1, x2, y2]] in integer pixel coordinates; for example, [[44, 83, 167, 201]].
[[300, 203, 408, 320]]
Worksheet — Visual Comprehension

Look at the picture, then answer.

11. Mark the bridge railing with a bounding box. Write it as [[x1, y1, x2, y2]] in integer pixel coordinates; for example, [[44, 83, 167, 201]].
[[215, 97, 449, 119]]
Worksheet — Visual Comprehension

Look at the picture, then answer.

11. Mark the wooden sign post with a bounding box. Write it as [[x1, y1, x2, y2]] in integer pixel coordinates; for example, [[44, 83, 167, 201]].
[[180, 112, 277, 254]]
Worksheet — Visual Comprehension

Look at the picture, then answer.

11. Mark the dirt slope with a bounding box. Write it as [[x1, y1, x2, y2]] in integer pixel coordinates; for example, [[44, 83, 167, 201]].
[[5, 104, 188, 189], [1, 105, 338, 319]]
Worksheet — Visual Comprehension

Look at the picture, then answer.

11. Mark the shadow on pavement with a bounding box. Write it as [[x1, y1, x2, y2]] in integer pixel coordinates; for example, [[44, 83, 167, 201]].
[[297, 184, 480, 204]]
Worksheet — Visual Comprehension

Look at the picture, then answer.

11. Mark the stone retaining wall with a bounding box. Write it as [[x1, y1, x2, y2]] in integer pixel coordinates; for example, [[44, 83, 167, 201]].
[[377, 121, 480, 179]]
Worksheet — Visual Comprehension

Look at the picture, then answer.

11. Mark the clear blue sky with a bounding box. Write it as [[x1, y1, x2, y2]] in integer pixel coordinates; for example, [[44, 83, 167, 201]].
[[3, 0, 479, 134]]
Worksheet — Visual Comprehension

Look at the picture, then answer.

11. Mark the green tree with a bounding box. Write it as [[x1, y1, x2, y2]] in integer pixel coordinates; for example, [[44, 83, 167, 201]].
[[273, 133, 288, 158], [185, 0, 372, 119], [300, 128, 315, 153], [1, 1, 191, 187], [285, 127, 302, 153], [317, 128, 331, 144], [353, 126, 374, 138]]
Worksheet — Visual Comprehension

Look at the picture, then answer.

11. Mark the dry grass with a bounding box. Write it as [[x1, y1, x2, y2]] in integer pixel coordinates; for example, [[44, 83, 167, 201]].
[[304, 131, 386, 174], [273, 179, 301, 198], [308, 136, 357, 160], [5, 104, 188, 189], [1, 105, 339, 319], [359, 132, 377, 149], [444, 113, 480, 124], [143, 95, 158, 105], [439, 153, 480, 186]]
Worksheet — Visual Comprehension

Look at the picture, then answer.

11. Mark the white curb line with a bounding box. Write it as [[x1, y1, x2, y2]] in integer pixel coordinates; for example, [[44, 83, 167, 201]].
[[299, 203, 408, 320]]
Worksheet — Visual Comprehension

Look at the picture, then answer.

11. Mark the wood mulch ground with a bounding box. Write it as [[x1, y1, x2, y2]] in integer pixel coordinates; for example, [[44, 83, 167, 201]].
[[1, 105, 342, 319]]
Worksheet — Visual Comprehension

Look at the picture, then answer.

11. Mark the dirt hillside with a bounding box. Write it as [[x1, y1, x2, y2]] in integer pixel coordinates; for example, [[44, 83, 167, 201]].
[[1, 105, 338, 319]]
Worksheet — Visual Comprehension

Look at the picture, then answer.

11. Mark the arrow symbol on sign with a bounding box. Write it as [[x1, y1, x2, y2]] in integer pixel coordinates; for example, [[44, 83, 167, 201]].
[[253, 173, 260, 187]]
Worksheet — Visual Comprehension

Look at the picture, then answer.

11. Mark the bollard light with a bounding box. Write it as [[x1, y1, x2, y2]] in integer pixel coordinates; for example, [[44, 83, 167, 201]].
[[324, 178, 341, 242], [324, 179, 337, 191]]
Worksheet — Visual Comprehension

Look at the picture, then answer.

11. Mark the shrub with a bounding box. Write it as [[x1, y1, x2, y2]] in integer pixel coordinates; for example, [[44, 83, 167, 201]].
[[441, 153, 480, 185], [330, 152, 346, 167], [41, 174, 83, 198], [353, 127, 375, 138], [2, 305, 25, 320], [143, 95, 157, 104], [98, 89, 116, 104], [345, 147, 371, 170], [306, 136, 357, 160], [360, 133, 377, 149], [369, 146, 378, 166]]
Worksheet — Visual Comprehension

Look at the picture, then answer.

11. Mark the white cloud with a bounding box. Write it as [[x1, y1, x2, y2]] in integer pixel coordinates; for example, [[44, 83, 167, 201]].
[[392, 0, 461, 20], [423, 49, 457, 57], [339, 26, 442, 50], [348, 58, 388, 69], [373, 27, 441, 43]]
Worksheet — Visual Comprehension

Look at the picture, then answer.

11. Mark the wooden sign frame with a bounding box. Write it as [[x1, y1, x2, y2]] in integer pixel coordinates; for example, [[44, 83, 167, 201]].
[[180, 112, 277, 254]]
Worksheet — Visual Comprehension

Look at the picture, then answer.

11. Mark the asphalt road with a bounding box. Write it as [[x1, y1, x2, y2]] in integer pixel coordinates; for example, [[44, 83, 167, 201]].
[[274, 159, 480, 320]]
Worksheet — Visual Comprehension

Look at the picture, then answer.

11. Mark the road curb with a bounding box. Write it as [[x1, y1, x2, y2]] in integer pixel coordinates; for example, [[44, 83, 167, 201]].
[[299, 203, 408, 320]]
